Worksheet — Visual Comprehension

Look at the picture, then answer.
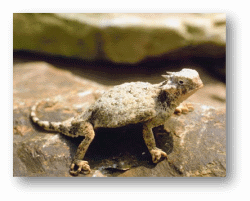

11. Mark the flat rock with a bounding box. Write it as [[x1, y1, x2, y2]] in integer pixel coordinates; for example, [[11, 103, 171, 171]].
[[13, 13, 225, 64], [13, 62, 226, 177]]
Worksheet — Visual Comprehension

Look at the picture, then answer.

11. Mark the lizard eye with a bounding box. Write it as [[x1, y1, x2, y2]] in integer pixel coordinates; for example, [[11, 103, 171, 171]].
[[178, 80, 184, 85]]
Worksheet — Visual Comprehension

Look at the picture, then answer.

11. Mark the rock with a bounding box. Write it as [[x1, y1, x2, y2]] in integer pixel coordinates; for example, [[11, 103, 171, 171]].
[[13, 62, 226, 177], [13, 61, 106, 176], [117, 105, 226, 177], [13, 13, 225, 64], [166, 104, 226, 177]]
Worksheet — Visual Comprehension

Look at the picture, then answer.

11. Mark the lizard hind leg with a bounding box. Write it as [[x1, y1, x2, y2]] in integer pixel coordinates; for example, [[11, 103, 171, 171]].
[[69, 121, 95, 176]]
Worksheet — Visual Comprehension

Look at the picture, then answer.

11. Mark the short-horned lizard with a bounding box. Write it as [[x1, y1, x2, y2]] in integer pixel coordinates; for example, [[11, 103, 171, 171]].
[[31, 68, 203, 176]]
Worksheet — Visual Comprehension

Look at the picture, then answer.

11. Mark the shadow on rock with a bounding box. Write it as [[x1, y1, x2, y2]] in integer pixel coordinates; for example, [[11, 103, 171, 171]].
[[66, 124, 174, 177]]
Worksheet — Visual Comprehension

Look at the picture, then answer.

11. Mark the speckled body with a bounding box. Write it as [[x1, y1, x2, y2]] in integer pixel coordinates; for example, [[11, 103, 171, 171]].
[[83, 82, 174, 128], [31, 68, 203, 176]]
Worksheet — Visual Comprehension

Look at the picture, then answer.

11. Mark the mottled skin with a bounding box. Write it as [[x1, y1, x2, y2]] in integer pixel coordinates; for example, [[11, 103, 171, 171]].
[[31, 68, 203, 176]]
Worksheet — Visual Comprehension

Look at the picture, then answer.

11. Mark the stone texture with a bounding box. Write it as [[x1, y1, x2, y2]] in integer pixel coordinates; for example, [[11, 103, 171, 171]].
[[13, 62, 226, 177], [117, 104, 226, 177], [13, 13, 225, 64]]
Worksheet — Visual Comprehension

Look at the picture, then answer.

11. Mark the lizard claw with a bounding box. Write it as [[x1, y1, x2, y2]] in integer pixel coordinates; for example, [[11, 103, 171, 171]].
[[69, 160, 91, 176], [150, 148, 167, 163], [175, 103, 194, 115]]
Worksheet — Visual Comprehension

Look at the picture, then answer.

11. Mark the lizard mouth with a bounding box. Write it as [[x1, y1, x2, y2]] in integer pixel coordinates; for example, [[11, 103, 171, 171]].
[[188, 81, 204, 95], [177, 82, 204, 103], [198, 83, 204, 89]]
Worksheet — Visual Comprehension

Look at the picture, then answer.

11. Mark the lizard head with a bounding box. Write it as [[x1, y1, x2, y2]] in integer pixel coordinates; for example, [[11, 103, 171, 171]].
[[161, 68, 203, 103]]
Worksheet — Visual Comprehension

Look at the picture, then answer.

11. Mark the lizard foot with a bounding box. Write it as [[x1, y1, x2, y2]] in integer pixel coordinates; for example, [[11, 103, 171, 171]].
[[175, 103, 194, 115], [150, 148, 167, 163], [69, 160, 91, 176]]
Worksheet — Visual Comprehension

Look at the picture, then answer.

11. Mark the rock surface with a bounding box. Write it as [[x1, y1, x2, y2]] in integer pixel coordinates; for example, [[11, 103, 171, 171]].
[[13, 62, 226, 177], [13, 13, 225, 64]]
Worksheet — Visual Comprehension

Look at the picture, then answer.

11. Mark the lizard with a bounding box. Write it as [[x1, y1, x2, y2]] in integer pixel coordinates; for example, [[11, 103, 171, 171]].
[[31, 68, 203, 176]]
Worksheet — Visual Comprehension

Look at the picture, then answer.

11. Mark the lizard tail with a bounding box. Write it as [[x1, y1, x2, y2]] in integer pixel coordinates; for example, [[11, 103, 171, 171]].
[[30, 100, 70, 133]]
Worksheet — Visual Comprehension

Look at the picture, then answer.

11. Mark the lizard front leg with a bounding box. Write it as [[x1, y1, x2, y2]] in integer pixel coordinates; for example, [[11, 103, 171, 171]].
[[143, 122, 167, 163], [69, 122, 95, 176]]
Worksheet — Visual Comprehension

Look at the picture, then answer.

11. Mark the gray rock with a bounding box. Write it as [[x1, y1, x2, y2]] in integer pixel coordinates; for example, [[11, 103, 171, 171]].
[[13, 13, 225, 64], [165, 104, 226, 177]]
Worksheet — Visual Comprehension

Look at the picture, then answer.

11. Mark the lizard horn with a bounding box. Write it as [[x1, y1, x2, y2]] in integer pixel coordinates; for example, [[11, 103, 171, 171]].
[[166, 71, 173, 75], [162, 71, 174, 79], [161, 74, 170, 79]]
